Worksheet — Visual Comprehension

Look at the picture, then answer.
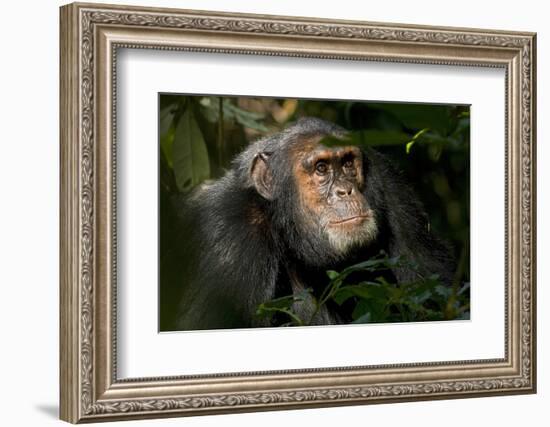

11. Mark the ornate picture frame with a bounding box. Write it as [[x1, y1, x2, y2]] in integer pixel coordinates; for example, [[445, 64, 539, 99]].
[[60, 2, 536, 423]]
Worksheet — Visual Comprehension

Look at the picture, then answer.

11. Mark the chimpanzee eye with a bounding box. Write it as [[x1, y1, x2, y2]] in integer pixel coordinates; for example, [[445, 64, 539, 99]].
[[315, 161, 329, 175], [343, 159, 354, 169]]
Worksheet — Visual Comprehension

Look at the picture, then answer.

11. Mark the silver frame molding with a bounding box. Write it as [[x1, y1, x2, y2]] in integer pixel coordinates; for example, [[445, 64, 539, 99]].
[[60, 2, 537, 423]]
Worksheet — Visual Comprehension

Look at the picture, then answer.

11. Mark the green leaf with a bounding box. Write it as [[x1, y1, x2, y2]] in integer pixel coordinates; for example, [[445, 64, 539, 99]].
[[326, 270, 340, 280], [257, 289, 312, 312], [258, 295, 295, 311], [226, 103, 269, 132], [351, 299, 387, 322], [336, 254, 402, 279], [225, 102, 265, 120], [199, 97, 221, 123], [159, 104, 177, 167], [255, 291, 311, 326], [159, 104, 175, 138], [172, 109, 211, 192], [160, 126, 176, 168], [332, 282, 390, 305], [434, 284, 452, 299], [199, 97, 269, 132], [351, 312, 372, 324], [405, 128, 430, 154], [458, 282, 470, 296]]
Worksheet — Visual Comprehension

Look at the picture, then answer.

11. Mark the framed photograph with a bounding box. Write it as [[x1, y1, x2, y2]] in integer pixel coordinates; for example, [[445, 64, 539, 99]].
[[60, 2, 537, 423]]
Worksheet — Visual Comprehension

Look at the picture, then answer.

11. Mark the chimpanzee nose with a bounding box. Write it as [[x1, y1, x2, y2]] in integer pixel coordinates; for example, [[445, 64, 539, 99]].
[[335, 185, 354, 198]]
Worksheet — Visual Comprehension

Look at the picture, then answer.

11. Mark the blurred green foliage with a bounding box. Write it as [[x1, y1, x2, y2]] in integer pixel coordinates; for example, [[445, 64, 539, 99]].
[[159, 94, 470, 325], [256, 253, 470, 326]]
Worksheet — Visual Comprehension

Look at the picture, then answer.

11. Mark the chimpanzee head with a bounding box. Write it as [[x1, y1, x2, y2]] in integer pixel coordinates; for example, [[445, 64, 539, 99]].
[[245, 117, 379, 267]]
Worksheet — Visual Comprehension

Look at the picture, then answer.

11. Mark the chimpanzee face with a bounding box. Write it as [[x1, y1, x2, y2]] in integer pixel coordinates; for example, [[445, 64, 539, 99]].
[[292, 141, 378, 255], [250, 135, 379, 262]]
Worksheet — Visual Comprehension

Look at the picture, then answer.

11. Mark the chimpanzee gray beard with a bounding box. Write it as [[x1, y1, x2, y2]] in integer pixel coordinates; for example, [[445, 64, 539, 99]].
[[323, 213, 379, 256], [279, 202, 379, 268]]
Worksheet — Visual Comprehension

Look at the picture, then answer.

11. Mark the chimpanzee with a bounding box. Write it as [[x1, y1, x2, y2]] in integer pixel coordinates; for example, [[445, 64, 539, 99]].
[[160, 117, 455, 331]]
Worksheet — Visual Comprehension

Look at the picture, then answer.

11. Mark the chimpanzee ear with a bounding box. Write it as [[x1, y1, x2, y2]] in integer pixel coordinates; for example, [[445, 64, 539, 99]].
[[250, 152, 274, 200]]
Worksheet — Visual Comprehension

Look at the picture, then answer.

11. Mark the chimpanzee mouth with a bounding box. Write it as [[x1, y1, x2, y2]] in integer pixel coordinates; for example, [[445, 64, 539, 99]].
[[329, 214, 370, 226]]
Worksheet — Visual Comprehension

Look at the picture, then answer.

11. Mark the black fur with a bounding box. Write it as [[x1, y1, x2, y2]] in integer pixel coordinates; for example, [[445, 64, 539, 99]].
[[160, 117, 455, 331]]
